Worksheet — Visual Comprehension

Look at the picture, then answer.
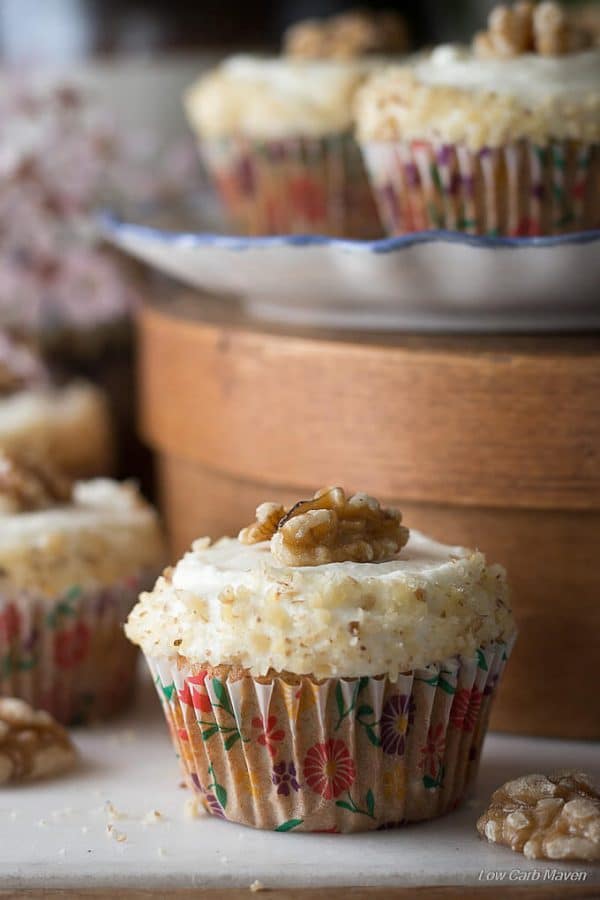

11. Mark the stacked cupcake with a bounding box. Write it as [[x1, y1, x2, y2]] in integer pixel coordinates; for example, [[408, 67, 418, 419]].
[[126, 487, 516, 833], [0, 332, 112, 479], [0, 331, 165, 723], [184, 10, 409, 238], [355, 1, 599, 236], [0, 452, 164, 724]]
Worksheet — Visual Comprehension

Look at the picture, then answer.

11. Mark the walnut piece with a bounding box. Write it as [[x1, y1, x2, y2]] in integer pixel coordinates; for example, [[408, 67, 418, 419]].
[[477, 771, 600, 861], [0, 332, 48, 397], [240, 486, 409, 566], [473, 1, 591, 58], [284, 9, 408, 59], [239, 502, 287, 545], [0, 451, 73, 514], [0, 697, 77, 783]]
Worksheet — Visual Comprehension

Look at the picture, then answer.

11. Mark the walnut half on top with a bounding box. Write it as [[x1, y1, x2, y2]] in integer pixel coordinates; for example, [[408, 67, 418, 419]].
[[0, 451, 73, 515], [477, 771, 600, 862], [239, 487, 409, 567]]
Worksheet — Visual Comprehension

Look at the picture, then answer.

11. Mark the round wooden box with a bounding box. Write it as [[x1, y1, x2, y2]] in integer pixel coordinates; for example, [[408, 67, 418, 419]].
[[137, 295, 600, 740]]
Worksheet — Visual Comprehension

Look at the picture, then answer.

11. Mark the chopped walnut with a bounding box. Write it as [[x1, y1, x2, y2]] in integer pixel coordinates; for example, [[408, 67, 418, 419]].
[[284, 9, 408, 59], [0, 332, 48, 396], [263, 486, 409, 566], [473, 1, 591, 58], [239, 502, 286, 545], [477, 771, 600, 862], [0, 697, 77, 783], [0, 451, 73, 514]]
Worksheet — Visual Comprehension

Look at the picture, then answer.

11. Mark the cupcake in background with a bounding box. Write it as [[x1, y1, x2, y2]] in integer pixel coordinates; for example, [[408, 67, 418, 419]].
[[184, 10, 409, 238], [0, 451, 165, 724], [355, 2, 599, 237], [126, 487, 516, 833], [0, 332, 113, 479]]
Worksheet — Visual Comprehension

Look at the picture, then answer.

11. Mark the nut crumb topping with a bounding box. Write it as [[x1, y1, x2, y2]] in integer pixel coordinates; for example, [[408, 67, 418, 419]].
[[240, 487, 408, 566], [0, 697, 77, 783], [284, 9, 408, 59], [0, 450, 73, 514], [477, 771, 600, 861], [473, 2, 592, 58]]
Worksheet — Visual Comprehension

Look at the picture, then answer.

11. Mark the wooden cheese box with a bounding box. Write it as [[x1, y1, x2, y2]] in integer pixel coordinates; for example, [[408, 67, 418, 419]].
[[137, 295, 600, 740]]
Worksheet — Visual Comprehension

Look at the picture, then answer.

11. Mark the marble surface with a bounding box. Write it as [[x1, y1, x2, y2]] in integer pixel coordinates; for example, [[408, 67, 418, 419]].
[[1, 666, 598, 892]]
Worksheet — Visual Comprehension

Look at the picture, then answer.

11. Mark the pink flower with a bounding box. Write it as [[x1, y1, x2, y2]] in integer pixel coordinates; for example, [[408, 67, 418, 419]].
[[178, 672, 212, 714], [450, 688, 483, 733], [53, 621, 90, 669], [0, 604, 21, 643], [419, 722, 446, 779], [252, 715, 285, 758], [303, 739, 356, 800]]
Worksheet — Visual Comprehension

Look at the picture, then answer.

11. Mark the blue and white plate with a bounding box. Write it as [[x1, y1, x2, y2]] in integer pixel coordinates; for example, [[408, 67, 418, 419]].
[[99, 209, 600, 332]]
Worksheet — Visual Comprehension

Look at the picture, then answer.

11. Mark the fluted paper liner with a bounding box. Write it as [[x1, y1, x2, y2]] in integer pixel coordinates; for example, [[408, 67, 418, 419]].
[[360, 138, 599, 237], [147, 638, 514, 833], [199, 134, 382, 238], [0, 570, 157, 725]]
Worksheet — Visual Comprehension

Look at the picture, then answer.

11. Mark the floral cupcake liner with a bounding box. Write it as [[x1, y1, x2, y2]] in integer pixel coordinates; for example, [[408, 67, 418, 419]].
[[360, 138, 599, 237], [0, 570, 157, 725], [199, 133, 383, 238], [147, 637, 514, 833]]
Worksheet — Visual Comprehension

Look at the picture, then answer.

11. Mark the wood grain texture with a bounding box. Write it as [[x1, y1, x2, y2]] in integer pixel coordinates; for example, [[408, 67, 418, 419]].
[[138, 299, 600, 740], [138, 303, 600, 512]]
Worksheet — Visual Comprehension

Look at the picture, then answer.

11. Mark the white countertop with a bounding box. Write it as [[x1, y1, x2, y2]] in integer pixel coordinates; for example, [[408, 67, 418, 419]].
[[1, 665, 599, 893]]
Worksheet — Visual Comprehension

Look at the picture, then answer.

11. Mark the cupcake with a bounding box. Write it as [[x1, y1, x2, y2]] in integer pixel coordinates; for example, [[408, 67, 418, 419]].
[[126, 487, 516, 833], [0, 332, 113, 478], [184, 10, 408, 238], [0, 452, 165, 724], [355, 2, 600, 236]]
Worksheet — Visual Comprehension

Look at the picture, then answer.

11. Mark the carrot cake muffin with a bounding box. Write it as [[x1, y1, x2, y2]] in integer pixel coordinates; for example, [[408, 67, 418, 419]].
[[0, 452, 165, 724], [355, 1, 600, 236], [184, 10, 408, 238], [0, 333, 113, 478], [127, 487, 516, 832]]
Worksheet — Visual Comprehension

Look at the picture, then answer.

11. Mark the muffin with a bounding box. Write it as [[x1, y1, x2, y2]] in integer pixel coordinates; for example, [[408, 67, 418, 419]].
[[184, 10, 408, 238], [0, 332, 113, 478], [355, 1, 600, 236], [126, 487, 516, 833], [0, 453, 165, 724]]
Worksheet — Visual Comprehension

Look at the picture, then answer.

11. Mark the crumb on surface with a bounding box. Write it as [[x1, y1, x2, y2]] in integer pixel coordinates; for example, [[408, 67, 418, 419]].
[[141, 809, 164, 825], [106, 823, 127, 843]]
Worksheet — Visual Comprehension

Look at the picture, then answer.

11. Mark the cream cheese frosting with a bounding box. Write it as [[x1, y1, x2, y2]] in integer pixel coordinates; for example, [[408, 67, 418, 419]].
[[0, 382, 113, 478], [185, 54, 390, 139], [355, 44, 600, 147], [0, 479, 165, 595], [126, 529, 515, 679]]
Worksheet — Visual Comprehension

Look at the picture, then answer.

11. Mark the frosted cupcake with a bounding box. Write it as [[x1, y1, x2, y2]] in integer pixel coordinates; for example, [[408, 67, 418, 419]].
[[0, 453, 165, 724], [126, 487, 516, 833], [0, 333, 113, 478], [355, 2, 599, 236], [184, 11, 408, 238]]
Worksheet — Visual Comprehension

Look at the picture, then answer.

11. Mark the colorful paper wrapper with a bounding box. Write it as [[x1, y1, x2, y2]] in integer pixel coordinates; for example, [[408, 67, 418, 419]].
[[360, 139, 599, 237], [147, 637, 514, 833], [199, 134, 383, 239], [0, 569, 157, 725]]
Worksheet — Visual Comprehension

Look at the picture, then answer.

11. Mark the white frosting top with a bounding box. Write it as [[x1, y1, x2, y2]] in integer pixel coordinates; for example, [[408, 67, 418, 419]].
[[355, 45, 600, 147], [414, 44, 600, 104], [126, 529, 515, 679], [0, 480, 165, 595], [184, 54, 388, 138]]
